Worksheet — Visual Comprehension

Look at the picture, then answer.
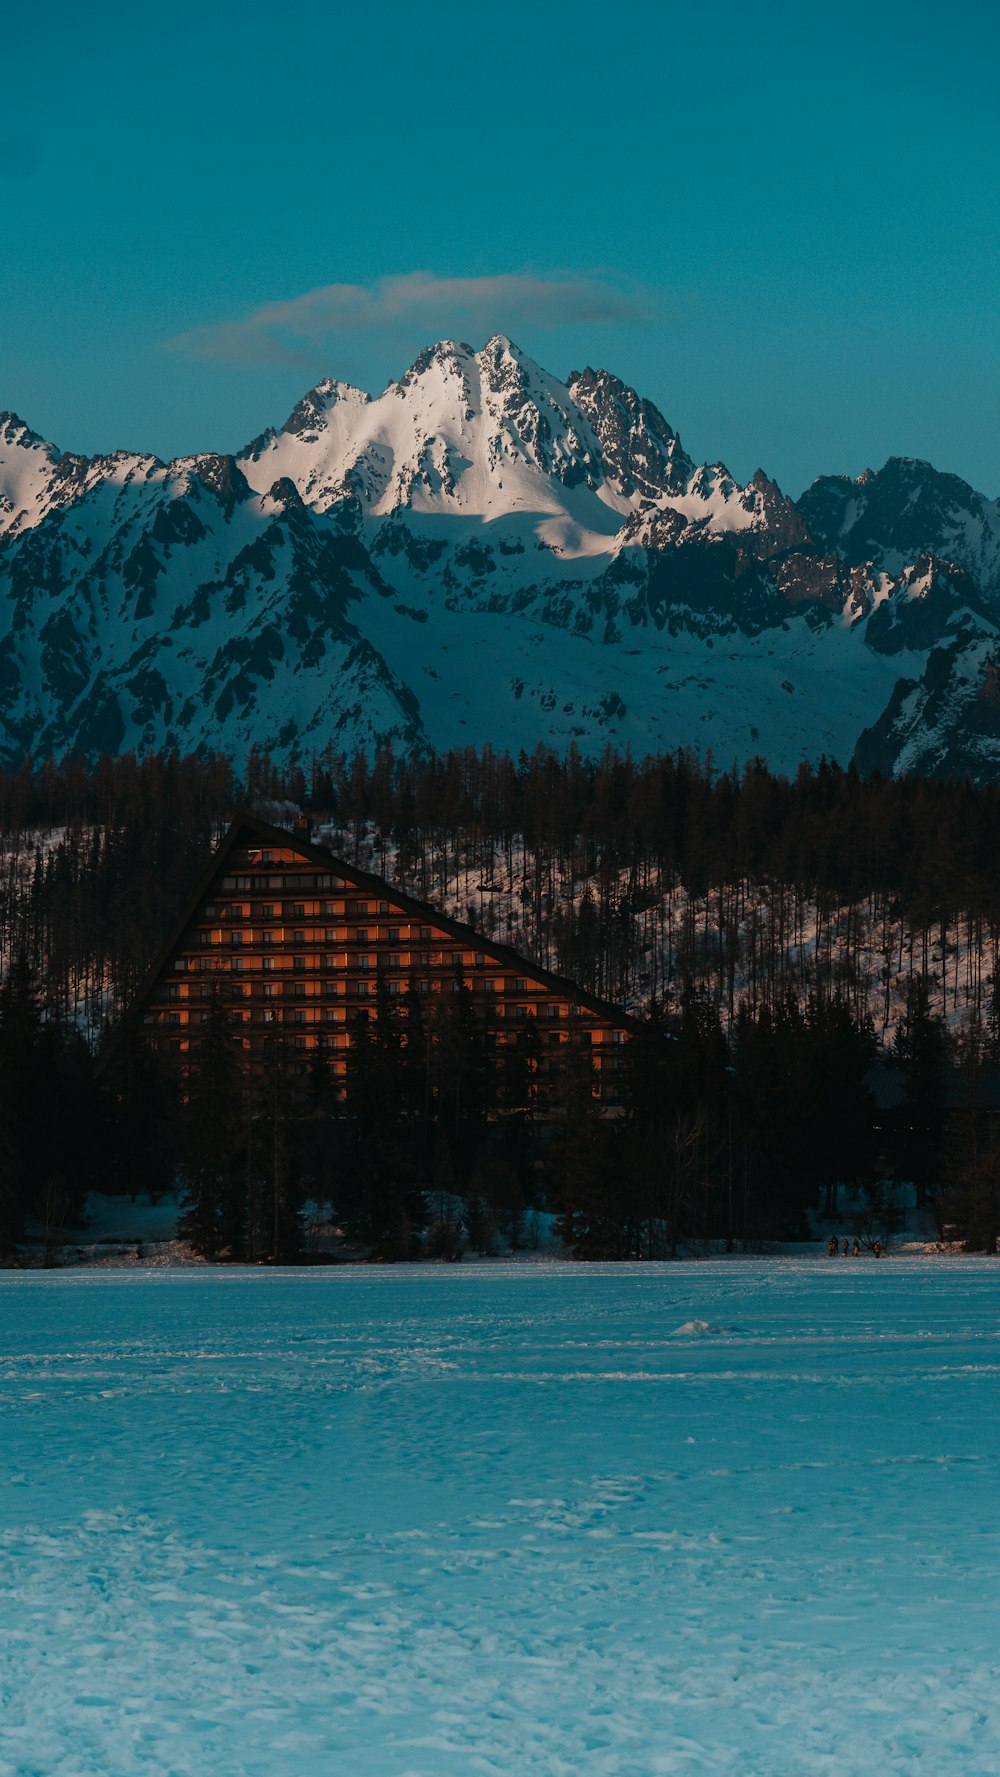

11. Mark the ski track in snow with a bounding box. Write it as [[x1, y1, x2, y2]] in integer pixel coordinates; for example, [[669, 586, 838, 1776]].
[[1, 1260, 998, 1776]]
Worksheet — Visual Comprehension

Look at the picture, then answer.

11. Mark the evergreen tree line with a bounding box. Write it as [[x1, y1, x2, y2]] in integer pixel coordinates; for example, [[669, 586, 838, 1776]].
[[4, 948, 997, 1261], [1, 743, 1000, 1259], [4, 745, 1000, 1037]]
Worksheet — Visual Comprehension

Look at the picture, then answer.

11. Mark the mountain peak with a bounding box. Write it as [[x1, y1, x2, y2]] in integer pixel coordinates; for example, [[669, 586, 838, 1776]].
[[279, 378, 369, 441], [568, 363, 691, 501], [5, 338, 1000, 778], [479, 333, 529, 364], [399, 339, 478, 382], [0, 411, 59, 456]]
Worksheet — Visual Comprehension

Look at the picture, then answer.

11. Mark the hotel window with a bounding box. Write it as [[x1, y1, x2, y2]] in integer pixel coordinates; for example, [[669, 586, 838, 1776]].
[[293, 956, 306, 972], [515, 979, 528, 992], [293, 929, 306, 944], [358, 955, 371, 971], [261, 930, 274, 946], [379, 900, 389, 914], [230, 957, 244, 973], [230, 930, 244, 946], [356, 980, 371, 996], [356, 929, 369, 945], [262, 957, 274, 973], [262, 983, 276, 999]]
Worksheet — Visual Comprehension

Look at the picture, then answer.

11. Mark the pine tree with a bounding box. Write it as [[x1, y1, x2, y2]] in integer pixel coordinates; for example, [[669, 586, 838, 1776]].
[[939, 1031, 1000, 1253], [0, 953, 43, 1252], [892, 973, 948, 1207], [550, 1032, 624, 1256], [179, 987, 247, 1259]]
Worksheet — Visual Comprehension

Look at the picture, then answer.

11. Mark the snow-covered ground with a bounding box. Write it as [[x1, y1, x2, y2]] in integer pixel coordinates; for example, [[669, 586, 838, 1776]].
[[1, 1261, 998, 1775], [320, 819, 994, 1040]]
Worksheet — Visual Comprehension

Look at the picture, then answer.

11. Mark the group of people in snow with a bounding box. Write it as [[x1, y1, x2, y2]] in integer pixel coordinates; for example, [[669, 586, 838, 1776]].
[[827, 1235, 884, 1258]]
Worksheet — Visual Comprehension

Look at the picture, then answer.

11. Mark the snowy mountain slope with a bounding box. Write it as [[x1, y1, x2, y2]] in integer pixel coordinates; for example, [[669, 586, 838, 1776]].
[[798, 456, 1000, 596], [0, 454, 423, 760], [855, 630, 1000, 779], [3, 337, 1000, 774], [0, 413, 100, 538]]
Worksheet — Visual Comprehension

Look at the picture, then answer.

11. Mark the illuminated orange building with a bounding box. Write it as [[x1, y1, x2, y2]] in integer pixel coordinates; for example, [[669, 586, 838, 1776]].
[[133, 813, 632, 1102]]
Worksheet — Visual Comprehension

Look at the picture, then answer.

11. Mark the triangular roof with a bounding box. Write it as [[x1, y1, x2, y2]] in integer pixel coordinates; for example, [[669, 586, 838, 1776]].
[[117, 809, 636, 1040]]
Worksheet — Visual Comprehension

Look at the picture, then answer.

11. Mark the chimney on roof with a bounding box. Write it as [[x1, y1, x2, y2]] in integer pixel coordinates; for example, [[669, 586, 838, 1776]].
[[293, 814, 313, 839]]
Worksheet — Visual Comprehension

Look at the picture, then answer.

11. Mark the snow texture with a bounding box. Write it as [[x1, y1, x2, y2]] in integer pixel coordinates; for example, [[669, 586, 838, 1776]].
[[4, 339, 1000, 776], [2, 1261, 999, 1775]]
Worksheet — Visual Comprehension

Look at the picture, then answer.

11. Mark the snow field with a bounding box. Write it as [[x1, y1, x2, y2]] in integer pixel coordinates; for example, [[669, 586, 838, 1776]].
[[324, 817, 987, 1040], [1, 1260, 999, 1775]]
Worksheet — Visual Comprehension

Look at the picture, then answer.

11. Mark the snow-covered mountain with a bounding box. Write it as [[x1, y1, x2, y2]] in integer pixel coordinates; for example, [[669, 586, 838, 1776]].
[[2, 336, 1000, 776]]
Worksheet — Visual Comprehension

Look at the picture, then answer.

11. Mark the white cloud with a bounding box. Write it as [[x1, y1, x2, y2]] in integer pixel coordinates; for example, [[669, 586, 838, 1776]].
[[163, 271, 649, 366]]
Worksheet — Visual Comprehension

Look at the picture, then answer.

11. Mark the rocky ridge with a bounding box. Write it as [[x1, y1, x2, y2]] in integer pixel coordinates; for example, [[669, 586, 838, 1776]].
[[2, 336, 999, 777]]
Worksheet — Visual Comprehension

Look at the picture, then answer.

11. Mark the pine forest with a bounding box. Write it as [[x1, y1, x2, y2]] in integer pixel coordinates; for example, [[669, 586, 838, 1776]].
[[2, 744, 999, 1263]]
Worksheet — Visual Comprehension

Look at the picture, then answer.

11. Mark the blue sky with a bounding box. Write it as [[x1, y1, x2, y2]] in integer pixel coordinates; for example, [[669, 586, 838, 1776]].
[[3, 0, 998, 497]]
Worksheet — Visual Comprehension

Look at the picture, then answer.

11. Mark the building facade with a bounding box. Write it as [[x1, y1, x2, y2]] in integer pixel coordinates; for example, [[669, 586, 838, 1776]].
[[133, 814, 632, 1104]]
